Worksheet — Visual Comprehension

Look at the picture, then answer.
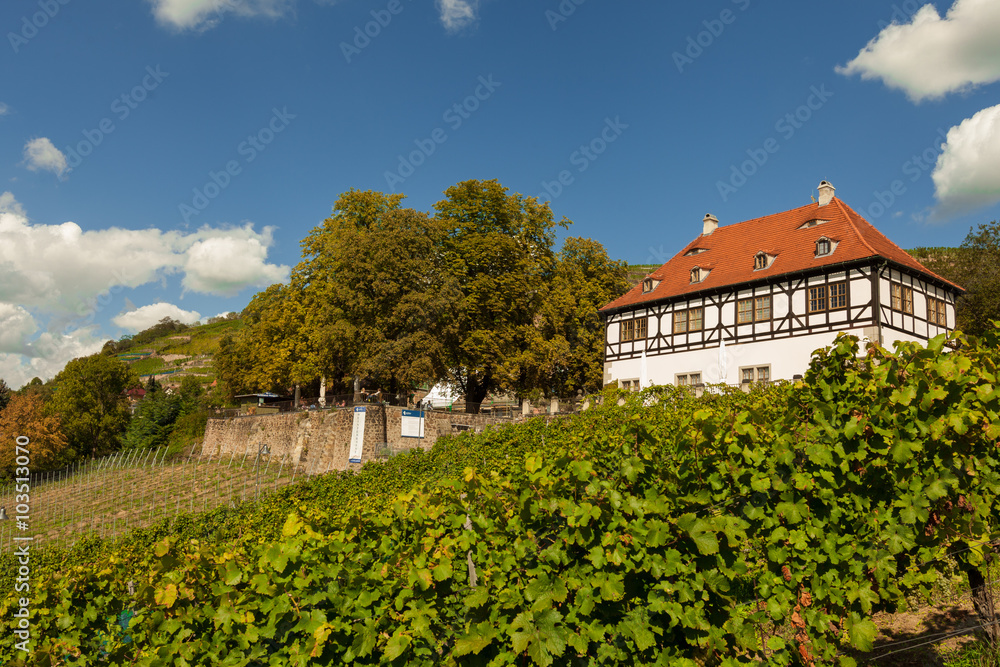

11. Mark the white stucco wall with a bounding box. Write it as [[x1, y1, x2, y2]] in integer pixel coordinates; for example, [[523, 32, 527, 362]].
[[607, 327, 879, 387]]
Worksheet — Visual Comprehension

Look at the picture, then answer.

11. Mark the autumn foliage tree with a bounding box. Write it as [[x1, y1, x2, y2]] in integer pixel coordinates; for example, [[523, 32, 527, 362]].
[[515, 237, 630, 398], [0, 394, 69, 475]]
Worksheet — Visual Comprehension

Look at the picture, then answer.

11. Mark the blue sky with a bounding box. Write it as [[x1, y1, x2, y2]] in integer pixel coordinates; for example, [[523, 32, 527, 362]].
[[2, 0, 1000, 386]]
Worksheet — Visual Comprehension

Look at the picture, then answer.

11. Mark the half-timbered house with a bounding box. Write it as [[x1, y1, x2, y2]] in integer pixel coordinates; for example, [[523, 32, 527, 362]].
[[600, 181, 964, 388]]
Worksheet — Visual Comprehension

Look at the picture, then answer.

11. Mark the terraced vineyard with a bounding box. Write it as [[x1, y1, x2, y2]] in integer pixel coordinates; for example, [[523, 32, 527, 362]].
[[113, 318, 243, 388]]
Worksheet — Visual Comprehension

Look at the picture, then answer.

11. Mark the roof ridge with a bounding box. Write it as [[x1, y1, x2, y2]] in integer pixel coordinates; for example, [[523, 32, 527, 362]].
[[722, 200, 821, 230], [832, 197, 878, 257], [832, 199, 964, 291]]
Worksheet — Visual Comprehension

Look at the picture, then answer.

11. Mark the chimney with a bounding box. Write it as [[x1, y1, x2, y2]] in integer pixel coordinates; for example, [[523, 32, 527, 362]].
[[817, 180, 836, 206], [703, 213, 718, 236]]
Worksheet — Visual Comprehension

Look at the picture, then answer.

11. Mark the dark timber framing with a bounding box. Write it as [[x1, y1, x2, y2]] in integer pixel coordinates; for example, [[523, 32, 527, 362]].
[[603, 258, 959, 364]]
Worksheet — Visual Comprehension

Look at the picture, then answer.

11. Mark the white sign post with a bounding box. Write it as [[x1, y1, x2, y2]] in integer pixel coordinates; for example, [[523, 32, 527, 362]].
[[349, 406, 366, 463]]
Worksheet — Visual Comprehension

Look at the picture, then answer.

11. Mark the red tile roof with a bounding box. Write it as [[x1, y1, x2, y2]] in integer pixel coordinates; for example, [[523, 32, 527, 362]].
[[602, 197, 963, 312]]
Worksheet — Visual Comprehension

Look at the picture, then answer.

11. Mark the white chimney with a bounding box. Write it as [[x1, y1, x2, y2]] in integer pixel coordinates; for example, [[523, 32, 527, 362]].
[[703, 213, 718, 236], [817, 180, 836, 206]]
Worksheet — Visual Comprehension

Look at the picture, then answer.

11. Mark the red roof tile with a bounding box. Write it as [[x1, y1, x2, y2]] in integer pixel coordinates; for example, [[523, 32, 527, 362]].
[[602, 197, 963, 312]]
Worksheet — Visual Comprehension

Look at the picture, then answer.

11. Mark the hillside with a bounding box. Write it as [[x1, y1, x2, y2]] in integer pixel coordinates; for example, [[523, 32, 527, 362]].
[[625, 263, 659, 286], [112, 318, 243, 389]]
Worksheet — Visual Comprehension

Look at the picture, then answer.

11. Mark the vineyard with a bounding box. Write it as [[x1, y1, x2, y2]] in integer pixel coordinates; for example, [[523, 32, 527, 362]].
[[0, 447, 300, 553], [3, 331, 1000, 665]]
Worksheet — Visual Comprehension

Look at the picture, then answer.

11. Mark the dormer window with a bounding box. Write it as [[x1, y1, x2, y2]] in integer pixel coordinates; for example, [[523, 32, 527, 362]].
[[690, 267, 703, 283], [815, 237, 832, 257], [798, 219, 829, 230], [641, 278, 659, 294], [753, 252, 771, 271], [685, 248, 708, 257]]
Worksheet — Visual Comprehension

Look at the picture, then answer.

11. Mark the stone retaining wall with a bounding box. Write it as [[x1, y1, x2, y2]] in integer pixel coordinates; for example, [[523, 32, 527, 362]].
[[202, 406, 512, 473]]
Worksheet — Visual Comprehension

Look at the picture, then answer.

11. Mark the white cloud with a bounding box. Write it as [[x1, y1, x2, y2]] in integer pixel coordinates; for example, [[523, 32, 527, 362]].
[[113, 303, 201, 332], [0, 103, 9, 116], [0, 193, 290, 313], [0, 327, 105, 389], [0, 304, 38, 355], [0, 193, 291, 386], [181, 231, 288, 296], [437, 0, 479, 31], [931, 104, 1000, 219], [148, 0, 294, 31], [837, 0, 1000, 102], [22, 138, 68, 178]]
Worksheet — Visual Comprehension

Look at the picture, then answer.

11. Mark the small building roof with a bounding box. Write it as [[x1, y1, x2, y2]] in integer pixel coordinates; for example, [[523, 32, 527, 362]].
[[602, 196, 963, 313]]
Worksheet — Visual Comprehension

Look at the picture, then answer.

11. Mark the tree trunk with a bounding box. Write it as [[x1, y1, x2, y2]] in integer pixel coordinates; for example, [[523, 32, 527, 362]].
[[464, 375, 490, 414], [964, 562, 1000, 642]]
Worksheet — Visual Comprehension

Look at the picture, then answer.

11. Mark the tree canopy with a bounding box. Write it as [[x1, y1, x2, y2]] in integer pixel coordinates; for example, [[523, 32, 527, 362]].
[[0, 393, 69, 475], [216, 180, 627, 411], [47, 354, 138, 457], [0, 379, 10, 413]]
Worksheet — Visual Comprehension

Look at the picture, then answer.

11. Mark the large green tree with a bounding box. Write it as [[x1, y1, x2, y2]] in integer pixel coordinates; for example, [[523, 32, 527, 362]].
[[297, 191, 456, 394], [515, 237, 630, 398], [121, 387, 180, 451], [217, 181, 625, 412], [216, 283, 319, 397], [434, 179, 568, 410], [47, 354, 138, 457]]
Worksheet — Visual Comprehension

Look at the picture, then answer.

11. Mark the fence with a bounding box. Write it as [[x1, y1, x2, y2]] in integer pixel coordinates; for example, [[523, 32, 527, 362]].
[[212, 393, 538, 420]]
